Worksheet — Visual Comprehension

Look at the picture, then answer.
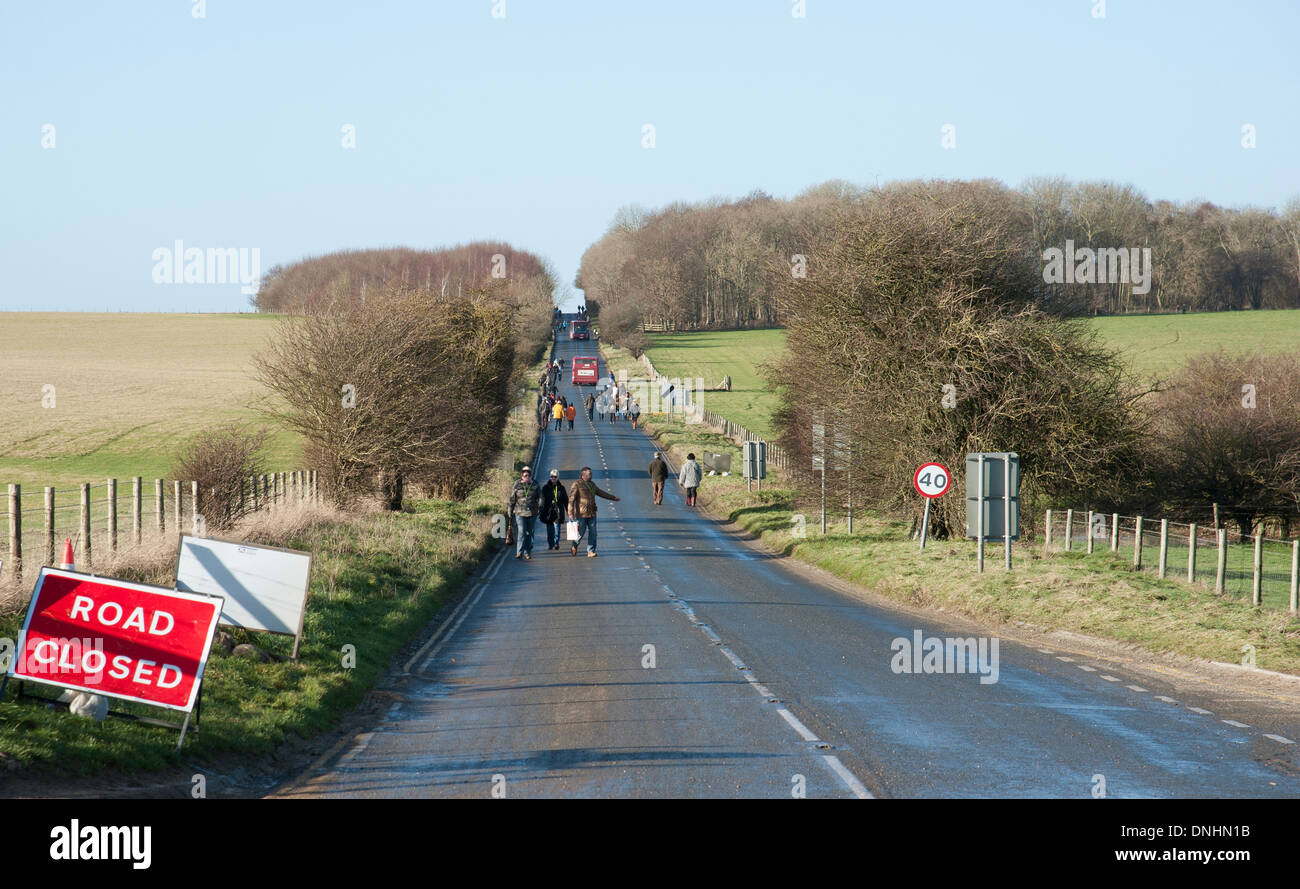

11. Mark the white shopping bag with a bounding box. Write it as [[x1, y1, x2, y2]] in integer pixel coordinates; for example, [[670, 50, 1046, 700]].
[[566, 520, 580, 541]]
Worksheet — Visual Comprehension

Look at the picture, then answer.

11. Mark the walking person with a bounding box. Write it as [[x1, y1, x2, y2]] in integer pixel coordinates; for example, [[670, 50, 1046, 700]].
[[566, 402, 576, 430], [508, 466, 541, 559], [553, 399, 564, 431], [585, 392, 595, 421], [539, 469, 569, 550], [629, 398, 641, 430], [648, 451, 668, 505], [568, 466, 620, 557], [679, 452, 702, 507]]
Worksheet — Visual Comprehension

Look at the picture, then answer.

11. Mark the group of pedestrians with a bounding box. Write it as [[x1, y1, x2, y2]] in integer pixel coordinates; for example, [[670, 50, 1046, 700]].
[[508, 451, 705, 561], [508, 465, 620, 559]]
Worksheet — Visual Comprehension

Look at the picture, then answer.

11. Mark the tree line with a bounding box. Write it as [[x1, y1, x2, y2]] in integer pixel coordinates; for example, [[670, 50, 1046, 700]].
[[760, 180, 1300, 539], [577, 179, 1300, 343]]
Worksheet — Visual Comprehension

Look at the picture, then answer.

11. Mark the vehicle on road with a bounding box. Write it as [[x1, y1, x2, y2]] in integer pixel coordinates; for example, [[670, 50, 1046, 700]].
[[570, 319, 590, 340], [572, 355, 599, 385]]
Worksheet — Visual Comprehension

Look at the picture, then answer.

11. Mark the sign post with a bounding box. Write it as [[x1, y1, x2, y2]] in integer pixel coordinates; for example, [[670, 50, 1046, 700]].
[[965, 452, 1020, 574], [913, 462, 952, 551], [3, 567, 224, 749]]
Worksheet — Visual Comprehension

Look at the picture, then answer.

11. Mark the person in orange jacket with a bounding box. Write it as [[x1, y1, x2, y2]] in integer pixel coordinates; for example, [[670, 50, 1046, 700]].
[[566, 402, 576, 430]]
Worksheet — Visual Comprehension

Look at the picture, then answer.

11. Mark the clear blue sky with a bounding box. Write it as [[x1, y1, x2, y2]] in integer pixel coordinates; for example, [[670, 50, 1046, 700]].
[[2, 0, 1297, 312]]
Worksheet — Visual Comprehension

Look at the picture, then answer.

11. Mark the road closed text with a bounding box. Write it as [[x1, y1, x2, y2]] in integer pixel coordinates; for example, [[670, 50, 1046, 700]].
[[11, 569, 222, 711]]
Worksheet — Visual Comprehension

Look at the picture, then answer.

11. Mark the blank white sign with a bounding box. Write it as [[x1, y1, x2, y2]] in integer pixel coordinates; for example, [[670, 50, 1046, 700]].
[[175, 535, 311, 636]]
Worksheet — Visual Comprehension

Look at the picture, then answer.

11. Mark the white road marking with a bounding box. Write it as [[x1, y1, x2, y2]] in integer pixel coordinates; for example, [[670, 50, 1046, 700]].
[[1037, 649, 1055, 655], [777, 708, 820, 742], [1077, 665, 1096, 672], [1265, 734, 1294, 744], [1222, 719, 1251, 728], [1187, 707, 1212, 715], [1100, 675, 1120, 682], [1155, 695, 1178, 703], [1125, 685, 1147, 693], [823, 755, 872, 799], [1056, 656, 1075, 662]]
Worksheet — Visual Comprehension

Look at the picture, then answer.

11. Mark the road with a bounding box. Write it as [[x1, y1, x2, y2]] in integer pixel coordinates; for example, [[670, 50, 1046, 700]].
[[275, 325, 1300, 799]]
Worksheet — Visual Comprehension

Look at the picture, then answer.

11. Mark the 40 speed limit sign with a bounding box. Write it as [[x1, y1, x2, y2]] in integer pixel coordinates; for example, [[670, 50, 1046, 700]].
[[913, 463, 951, 499]]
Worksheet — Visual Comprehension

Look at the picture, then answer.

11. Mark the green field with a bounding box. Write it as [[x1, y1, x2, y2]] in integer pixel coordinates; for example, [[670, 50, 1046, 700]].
[[632, 309, 1300, 440], [1087, 309, 1300, 379], [0, 312, 300, 493]]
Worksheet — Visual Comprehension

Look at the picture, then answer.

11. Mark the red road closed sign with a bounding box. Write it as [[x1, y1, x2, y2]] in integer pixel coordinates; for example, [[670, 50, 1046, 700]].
[[9, 568, 223, 712], [913, 462, 952, 498]]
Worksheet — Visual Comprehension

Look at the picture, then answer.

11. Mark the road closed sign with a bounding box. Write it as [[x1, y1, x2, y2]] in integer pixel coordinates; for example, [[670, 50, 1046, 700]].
[[914, 462, 952, 498], [9, 568, 223, 712]]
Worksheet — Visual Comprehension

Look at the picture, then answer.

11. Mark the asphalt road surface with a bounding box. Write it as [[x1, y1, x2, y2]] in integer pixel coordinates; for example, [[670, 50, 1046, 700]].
[[276, 328, 1300, 799]]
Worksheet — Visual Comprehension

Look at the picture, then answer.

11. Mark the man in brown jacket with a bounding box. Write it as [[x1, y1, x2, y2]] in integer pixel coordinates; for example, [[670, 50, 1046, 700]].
[[648, 452, 668, 505], [568, 466, 620, 557]]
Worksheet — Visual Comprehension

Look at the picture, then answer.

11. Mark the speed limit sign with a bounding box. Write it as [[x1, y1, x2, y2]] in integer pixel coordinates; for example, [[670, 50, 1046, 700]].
[[913, 462, 951, 498]]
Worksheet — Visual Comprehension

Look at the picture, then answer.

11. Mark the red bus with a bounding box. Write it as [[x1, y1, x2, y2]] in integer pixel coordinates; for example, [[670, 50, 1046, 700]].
[[570, 319, 590, 340], [572, 356, 599, 385]]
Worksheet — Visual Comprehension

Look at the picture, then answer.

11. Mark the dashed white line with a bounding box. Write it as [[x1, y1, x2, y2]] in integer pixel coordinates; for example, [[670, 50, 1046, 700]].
[[1056, 656, 1075, 663], [1187, 707, 1212, 715], [1265, 734, 1294, 744], [777, 708, 820, 742], [1077, 665, 1096, 672], [1100, 675, 1120, 682], [1222, 719, 1251, 728], [1125, 685, 1147, 693]]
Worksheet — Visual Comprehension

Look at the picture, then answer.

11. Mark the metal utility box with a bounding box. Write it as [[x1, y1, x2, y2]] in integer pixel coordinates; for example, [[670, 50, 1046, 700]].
[[742, 441, 766, 480], [703, 452, 731, 474], [965, 452, 1019, 541]]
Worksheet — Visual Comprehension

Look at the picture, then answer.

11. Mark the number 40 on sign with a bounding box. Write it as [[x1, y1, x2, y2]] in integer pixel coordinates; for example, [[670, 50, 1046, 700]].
[[914, 462, 951, 550]]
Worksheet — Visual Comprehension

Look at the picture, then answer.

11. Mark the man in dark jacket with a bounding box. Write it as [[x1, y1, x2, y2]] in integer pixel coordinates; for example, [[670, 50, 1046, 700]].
[[648, 452, 669, 505], [539, 469, 569, 550], [584, 392, 596, 421], [568, 466, 619, 557], [508, 466, 541, 559]]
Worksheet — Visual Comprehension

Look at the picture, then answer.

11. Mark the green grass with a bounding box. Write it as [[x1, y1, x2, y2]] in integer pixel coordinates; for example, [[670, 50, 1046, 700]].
[[1087, 309, 1300, 380], [0, 312, 300, 493], [637, 329, 787, 439]]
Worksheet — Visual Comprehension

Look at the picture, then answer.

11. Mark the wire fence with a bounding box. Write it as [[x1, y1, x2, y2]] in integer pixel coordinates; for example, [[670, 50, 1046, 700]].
[[635, 353, 790, 471], [5, 471, 318, 587], [1044, 508, 1300, 612]]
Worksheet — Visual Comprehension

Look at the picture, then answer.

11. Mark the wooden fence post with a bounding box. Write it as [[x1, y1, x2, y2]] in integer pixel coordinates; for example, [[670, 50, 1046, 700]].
[[1110, 513, 1119, 552], [1252, 534, 1263, 607], [1133, 516, 1144, 568], [174, 480, 183, 533], [1291, 540, 1298, 614], [156, 479, 165, 533], [107, 478, 117, 553], [45, 487, 55, 566], [1064, 509, 1073, 551], [1187, 523, 1197, 584], [132, 477, 142, 545], [191, 481, 200, 532], [1045, 509, 1053, 547], [8, 484, 20, 583], [1215, 529, 1227, 595], [80, 483, 91, 567], [1086, 510, 1095, 554], [1158, 519, 1168, 578]]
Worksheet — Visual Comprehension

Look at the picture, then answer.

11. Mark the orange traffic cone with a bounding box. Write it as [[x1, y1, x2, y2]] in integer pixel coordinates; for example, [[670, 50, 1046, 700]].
[[60, 538, 75, 571]]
